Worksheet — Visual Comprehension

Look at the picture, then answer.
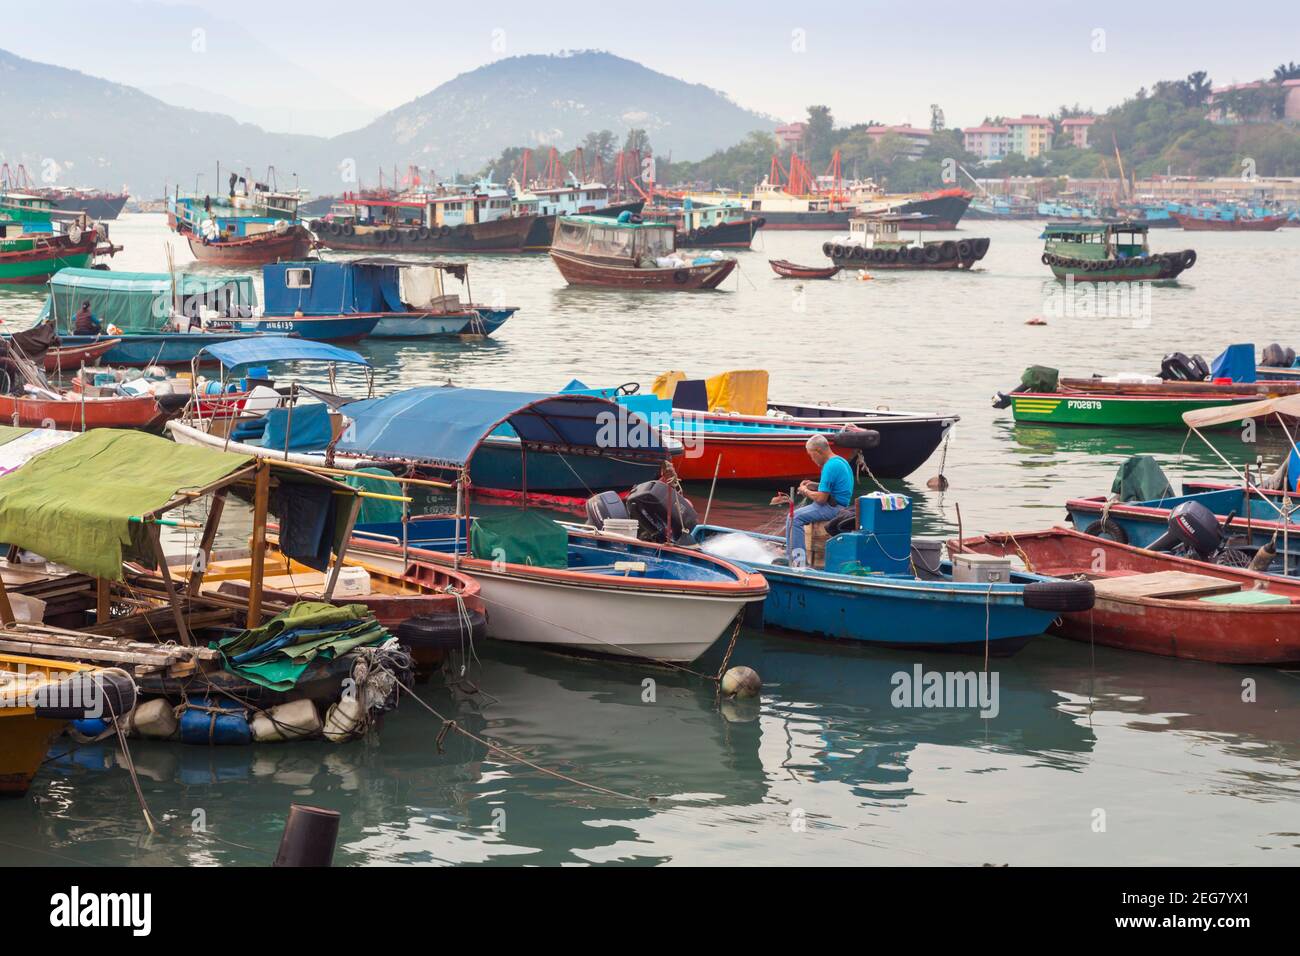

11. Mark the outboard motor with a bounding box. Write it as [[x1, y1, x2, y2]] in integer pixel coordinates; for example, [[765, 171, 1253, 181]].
[[584, 490, 629, 530], [1159, 352, 1209, 382], [625, 480, 699, 545], [1148, 501, 1224, 560]]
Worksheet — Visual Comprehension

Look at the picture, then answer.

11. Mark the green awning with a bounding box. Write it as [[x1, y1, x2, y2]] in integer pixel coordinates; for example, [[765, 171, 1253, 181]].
[[0, 430, 253, 580], [40, 268, 259, 334]]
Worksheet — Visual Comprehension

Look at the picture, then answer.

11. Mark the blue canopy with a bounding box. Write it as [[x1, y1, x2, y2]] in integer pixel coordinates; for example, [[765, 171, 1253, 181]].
[[336, 386, 668, 469], [201, 337, 369, 369], [1210, 343, 1256, 384]]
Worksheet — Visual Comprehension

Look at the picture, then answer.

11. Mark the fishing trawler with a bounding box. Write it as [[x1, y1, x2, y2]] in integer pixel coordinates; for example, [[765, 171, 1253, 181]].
[[169, 172, 312, 265], [0, 192, 118, 284], [509, 179, 644, 251], [549, 215, 737, 289]]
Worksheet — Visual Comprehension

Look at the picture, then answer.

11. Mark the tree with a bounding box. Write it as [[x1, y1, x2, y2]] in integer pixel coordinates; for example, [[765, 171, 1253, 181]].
[[803, 105, 835, 167], [622, 129, 652, 156], [581, 130, 618, 168], [1184, 71, 1212, 106], [1273, 62, 1300, 81]]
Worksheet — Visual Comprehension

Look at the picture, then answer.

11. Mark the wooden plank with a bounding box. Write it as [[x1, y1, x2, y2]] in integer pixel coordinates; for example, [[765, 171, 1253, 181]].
[[149, 525, 193, 647], [1092, 570, 1241, 601], [185, 489, 227, 597], [96, 576, 110, 624]]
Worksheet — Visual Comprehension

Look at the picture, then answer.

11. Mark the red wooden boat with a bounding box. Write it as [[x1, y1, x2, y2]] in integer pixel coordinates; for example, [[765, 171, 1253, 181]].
[[1170, 212, 1288, 232], [769, 259, 840, 279], [185, 225, 313, 265], [0, 391, 168, 430], [43, 338, 121, 372], [671, 430, 863, 482], [955, 527, 1300, 664], [549, 215, 737, 290]]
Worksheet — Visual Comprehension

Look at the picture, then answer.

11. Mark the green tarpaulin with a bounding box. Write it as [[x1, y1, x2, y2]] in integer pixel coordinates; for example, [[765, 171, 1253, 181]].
[[214, 601, 389, 690], [0, 430, 252, 580], [470, 510, 568, 569], [342, 467, 403, 525], [39, 268, 259, 334], [0, 425, 32, 447]]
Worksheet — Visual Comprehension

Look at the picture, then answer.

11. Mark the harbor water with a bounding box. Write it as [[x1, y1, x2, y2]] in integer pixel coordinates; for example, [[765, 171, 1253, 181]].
[[0, 215, 1297, 865]]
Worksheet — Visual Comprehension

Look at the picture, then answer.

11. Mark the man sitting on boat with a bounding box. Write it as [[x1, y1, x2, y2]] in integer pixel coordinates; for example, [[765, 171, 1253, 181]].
[[772, 434, 854, 566], [73, 300, 102, 335]]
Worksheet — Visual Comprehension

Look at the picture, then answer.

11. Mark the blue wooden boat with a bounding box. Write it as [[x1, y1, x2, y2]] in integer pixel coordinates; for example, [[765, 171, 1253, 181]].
[[692, 493, 1093, 654], [261, 259, 518, 340], [225, 313, 379, 343]]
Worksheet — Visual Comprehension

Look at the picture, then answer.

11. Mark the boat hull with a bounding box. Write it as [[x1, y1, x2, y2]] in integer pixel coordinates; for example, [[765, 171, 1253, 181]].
[[769, 260, 840, 279], [550, 250, 736, 289], [677, 217, 764, 249], [959, 529, 1300, 663], [369, 308, 516, 338], [315, 216, 536, 254], [0, 392, 166, 430], [56, 332, 278, 367], [1170, 212, 1287, 231], [1046, 252, 1194, 282], [0, 233, 99, 285], [229, 314, 379, 343], [51, 194, 129, 220], [346, 527, 766, 663], [671, 436, 857, 483], [747, 210, 850, 230], [1008, 391, 1250, 428], [186, 226, 313, 265]]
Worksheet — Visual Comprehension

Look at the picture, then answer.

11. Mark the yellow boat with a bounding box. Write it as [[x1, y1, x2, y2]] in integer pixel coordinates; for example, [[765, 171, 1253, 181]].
[[0, 653, 136, 797]]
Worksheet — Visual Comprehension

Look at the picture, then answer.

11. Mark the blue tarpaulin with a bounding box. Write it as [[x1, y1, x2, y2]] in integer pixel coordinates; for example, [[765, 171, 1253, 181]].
[[1210, 343, 1256, 383], [201, 337, 369, 368], [263, 261, 403, 317], [336, 386, 667, 468], [262, 403, 334, 453]]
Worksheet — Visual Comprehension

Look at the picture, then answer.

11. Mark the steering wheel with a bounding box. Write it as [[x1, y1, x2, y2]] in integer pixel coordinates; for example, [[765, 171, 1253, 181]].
[[616, 382, 640, 395]]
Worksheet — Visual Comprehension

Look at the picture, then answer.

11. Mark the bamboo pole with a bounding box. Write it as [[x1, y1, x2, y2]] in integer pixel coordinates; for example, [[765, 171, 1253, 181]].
[[95, 576, 110, 624], [247, 460, 271, 628]]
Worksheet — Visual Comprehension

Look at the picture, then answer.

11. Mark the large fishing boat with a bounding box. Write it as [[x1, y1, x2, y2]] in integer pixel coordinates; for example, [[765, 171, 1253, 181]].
[[0, 193, 118, 284], [312, 183, 536, 254], [509, 180, 644, 251], [169, 176, 312, 265], [644, 198, 764, 249], [549, 214, 737, 289], [1170, 209, 1288, 231], [1, 164, 129, 220]]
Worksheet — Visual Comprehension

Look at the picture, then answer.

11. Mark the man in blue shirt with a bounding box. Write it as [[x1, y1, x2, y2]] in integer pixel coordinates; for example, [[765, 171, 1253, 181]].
[[772, 434, 855, 567]]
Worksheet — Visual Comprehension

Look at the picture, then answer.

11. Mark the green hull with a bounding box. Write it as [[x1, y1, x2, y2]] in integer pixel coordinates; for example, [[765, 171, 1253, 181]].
[[1048, 261, 1175, 282], [1010, 392, 1246, 428], [0, 249, 94, 285]]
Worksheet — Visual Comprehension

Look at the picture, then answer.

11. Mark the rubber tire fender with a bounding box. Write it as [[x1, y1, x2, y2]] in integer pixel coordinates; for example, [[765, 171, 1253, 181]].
[[1022, 579, 1095, 613], [1083, 519, 1128, 543], [923, 244, 941, 263]]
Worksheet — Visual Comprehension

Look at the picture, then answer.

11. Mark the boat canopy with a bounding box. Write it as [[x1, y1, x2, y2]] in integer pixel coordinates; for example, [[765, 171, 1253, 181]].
[[1182, 393, 1300, 429], [263, 259, 469, 317], [40, 268, 258, 334], [1210, 343, 1256, 384], [1040, 221, 1148, 238], [0, 426, 357, 580], [554, 215, 676, 258], [336, 386, 669, 470], [200, 337, 369, 369]]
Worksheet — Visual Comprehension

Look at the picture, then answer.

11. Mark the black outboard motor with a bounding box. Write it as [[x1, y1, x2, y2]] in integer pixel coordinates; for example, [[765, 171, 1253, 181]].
[[585, 490, 629, 530], [1148, 501, 1224, 560], [625, 480, 699, 545], [1159, 352, 1210, 382]]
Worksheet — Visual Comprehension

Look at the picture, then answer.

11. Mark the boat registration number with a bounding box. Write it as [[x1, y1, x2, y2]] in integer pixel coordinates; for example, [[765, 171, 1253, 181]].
[[1066, 400, 1103, 410], [259, 321, 296, 330]]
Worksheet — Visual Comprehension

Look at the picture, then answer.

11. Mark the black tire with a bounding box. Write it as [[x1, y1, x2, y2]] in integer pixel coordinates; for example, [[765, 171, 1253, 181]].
[[328, 221, 342, 236], [1041, 252, 1052, 265], [341, 223, 355, 236], [923, 244, 941, 263], [907, 246, 924, 263], [973, 237, 991, 257], [756, 217, 766, 227], [853, 245, 868, 260], [454, 224, 469, 236], [672, 269, 690, 284], [439, 225, 452, 237], [822, 242, 833, 257], [687, 229, 699, 243], [1182, 249, 1196, 269], [33, 668, 137, 721], [829, 428, 880, 449], [831, 244, 845, 258], [1022, 580, 1095, 613], [883, 249, 898, 263], [1083, 519, 1128, 543], [416, 226, 430, 240], [396, 610, 488, 652], [957, 240, 973, 258], [939, 240, 958, 260], [870, 247, 886, 263]]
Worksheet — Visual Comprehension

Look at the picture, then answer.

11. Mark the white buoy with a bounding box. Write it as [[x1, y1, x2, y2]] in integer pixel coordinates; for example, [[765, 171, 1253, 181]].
[[720, 666, 762, 699]]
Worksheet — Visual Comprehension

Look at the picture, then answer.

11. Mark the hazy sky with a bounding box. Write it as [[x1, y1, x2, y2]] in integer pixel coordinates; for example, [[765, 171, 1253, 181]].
[[5, 0, 1299, 137]]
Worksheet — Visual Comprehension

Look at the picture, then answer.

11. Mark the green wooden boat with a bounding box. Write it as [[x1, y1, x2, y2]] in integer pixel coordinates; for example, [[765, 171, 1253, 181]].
[[1040, 221, 1195, 282], [1008, 391, 1250, 428], [0, 198, 107, 285]]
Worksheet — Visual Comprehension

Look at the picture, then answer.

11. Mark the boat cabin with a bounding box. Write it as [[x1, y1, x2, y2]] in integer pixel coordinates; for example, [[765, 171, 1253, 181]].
[[262, 258, 474, 317], [748, 179, 833, 214], [845, 212, 929, 247], [40, 267, 258, 332], [552, 215, 677, 264], [1042, 221, 1150, 261], [510, 182, 612, 218]]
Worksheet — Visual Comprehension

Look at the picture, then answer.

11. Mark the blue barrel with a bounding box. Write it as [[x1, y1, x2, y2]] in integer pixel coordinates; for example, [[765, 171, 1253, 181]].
[[179, 696, 251, 746]]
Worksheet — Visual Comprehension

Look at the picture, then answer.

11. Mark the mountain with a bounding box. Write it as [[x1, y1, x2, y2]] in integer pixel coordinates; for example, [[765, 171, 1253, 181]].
[[1, 48, 775, 195], [0, 48, 325, 196], [296, 52, 776, 179]]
